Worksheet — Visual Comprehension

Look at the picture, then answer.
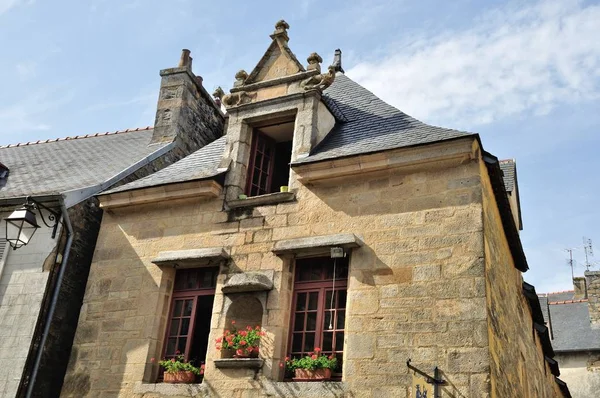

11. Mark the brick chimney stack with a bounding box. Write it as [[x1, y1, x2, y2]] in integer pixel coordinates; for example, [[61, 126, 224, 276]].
[[585, 271, 600, 326], [150, 49, 224, 151]]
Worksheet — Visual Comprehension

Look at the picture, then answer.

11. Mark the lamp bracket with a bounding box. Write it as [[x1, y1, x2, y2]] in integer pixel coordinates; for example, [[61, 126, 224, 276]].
[[25, 196, 62, 239]]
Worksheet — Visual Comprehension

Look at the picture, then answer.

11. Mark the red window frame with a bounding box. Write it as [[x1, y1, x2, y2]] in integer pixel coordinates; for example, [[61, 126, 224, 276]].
[[162, 268, 218, 361], [288, 257, 349, 377], [246, 130, 276, 197]]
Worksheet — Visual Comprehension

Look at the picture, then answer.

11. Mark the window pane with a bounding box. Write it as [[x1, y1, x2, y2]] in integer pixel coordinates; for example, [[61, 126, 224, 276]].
[[294, 313, 305, 331], [338, 291, 347, 308], [325, 291, 334, 309], [336, 310, 345, 329], [292, 333, 303, 353], [180, 318, 190, 335], [308, 292, 318, 310], [304, 333, 315, 352], [323, 311, 332, 330], [295, 293, 306, 311], [177, 337, 187, 354], [310, 266, 321, 281], [183, 300, 193, 316], [185, 271, 198, 289], [169, 319, 180, 336], [306, 312, 317, 331], [173, 301, 183, 317], [335, 332, 344, 351], [255, 153, 263, 170], [322, 332, 333, 351], [166, 338, 177, 355]]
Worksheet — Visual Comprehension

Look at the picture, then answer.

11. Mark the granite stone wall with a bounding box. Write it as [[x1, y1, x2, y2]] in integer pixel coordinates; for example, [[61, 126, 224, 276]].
[[62, 143, 502, 398], [481, 159, 563, 398]]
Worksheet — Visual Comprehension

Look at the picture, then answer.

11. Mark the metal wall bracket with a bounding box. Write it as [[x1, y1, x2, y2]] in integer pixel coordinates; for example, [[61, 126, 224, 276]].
[[407, 359, 447, 398]]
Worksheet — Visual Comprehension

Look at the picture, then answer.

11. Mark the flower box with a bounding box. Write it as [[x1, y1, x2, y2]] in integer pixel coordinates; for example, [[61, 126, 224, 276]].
[[163, 370, 196, 384], [293, 368, 332, 381]]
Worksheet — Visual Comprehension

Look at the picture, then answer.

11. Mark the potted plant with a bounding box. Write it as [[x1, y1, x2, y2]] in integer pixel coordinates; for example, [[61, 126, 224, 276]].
[[284, 348, 337, 381], [152, 353, 204, 383], [215, 321, 265, 358]]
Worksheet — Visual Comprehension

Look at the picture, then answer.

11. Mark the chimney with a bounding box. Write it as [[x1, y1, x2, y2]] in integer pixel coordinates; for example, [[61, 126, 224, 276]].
[[151, 49, 224, 149], [585, 271, 600, 326], [332, 49, 344, 73], [573, 277, 588, 299]]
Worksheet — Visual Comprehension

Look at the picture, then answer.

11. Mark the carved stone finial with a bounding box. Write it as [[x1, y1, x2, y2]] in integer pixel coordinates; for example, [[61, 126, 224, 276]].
[[234, 70, 248, 87], [213, 87, 225, 99], [307, 52, 323, 72], [178, 49, 192, 69], [275, 19, 289, 31], [222, 91, 255, 107], [301, 65, 336, 92], [271, 19, 290, 43]]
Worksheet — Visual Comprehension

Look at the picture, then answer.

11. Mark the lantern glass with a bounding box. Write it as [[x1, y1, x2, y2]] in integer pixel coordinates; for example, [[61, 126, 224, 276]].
[[5, 206, 39, 249]]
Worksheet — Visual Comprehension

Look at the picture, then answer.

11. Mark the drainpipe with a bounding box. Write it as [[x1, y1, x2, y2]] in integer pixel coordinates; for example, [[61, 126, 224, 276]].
[[25, 198, 73, 398]]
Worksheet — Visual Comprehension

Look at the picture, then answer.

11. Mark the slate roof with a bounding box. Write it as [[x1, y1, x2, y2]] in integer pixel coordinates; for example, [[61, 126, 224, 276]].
[[547, 291, 575, 303], [0, 128, 169, 201], [499, 159, 516, 192], [294, 73, 476, 164], [546, 300, 600, 352], [102, 136, 227, 195]]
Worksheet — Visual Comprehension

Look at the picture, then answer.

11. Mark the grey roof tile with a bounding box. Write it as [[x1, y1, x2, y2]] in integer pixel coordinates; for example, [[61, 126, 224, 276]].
[[499, 159, 516, 192], [0, 128, 167, 201], [546, 301, 600, 352], [102, 136, 227, 195], [295, 74, 476, 164]]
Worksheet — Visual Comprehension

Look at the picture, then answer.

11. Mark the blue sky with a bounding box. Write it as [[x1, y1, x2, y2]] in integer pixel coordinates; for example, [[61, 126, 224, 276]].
[[0, 0, 598, 292]]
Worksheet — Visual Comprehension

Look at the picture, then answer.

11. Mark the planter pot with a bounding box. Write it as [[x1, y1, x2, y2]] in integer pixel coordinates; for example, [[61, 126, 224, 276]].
[[293, 368, 332, 381], [220, 348, 234, 358], [280, 186, 289, 193], [233, 348, 259, 358], [163, 371, 196, 384]]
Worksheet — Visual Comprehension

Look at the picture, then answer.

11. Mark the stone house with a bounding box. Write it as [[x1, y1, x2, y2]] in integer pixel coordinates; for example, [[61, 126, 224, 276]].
[[0, 58, 223, 398], [62, 21, 570, 397], [537, 272, 600, 398]]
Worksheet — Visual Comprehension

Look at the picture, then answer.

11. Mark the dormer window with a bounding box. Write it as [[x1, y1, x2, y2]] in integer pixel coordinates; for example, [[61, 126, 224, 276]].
[[246, 120, 294, 196]]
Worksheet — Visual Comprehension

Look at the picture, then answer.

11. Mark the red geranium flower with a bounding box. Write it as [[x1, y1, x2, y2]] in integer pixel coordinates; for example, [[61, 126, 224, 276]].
[[231, 320, 236, 325], [311, 354, 318, 360], [240, 340, 247, 346], [150, 357, 155, 362]]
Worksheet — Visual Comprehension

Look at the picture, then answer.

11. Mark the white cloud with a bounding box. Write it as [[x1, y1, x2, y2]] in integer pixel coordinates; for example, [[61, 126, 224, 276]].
[[0, 0, 19, 15], [347, 0, 600, 128]]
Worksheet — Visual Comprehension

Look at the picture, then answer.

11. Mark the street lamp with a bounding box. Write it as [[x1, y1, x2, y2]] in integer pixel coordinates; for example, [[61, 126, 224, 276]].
[[4, 197, 61, 250]]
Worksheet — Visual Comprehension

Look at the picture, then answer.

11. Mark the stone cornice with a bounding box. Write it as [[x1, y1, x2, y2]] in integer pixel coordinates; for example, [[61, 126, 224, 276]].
[[98, 180, 222, 209], [292, 137, 478, 183], [229, 70, 319, 93]]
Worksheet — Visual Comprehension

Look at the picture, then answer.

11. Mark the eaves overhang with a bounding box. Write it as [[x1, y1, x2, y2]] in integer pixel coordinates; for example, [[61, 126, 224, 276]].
[[483, 151, 529, 272], [99, 179, 223, 209]]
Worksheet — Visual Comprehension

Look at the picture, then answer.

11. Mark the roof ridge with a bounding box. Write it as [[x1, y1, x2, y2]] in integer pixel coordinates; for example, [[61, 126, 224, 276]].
[[549, 299, 588, 305], [0, 126, 153, 149], [539, 289, 575, 296]]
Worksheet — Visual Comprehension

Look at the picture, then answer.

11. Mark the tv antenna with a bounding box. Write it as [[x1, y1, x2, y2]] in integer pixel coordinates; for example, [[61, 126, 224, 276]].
[[583, 237, 594, 271], [565, 248, 576, 278]]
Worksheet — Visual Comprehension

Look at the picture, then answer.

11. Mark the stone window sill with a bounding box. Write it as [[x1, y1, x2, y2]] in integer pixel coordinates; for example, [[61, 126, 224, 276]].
[[133, 381, 209, 396], [214, 358, 264, 369], [228, 191, 295, 209]]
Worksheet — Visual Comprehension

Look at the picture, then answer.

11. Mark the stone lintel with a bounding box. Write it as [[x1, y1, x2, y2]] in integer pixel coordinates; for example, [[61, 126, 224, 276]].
[[292, 137, 477, 183], [273, 233, 363, 256], [228, 192, 295, 209], [222, 271, 274, 294], [152, 247, 229, 269], [213, 358, 264, 369], [230, 70, 319, 93], [225, 90, 320, 113], [99, 180, 223, 209]]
